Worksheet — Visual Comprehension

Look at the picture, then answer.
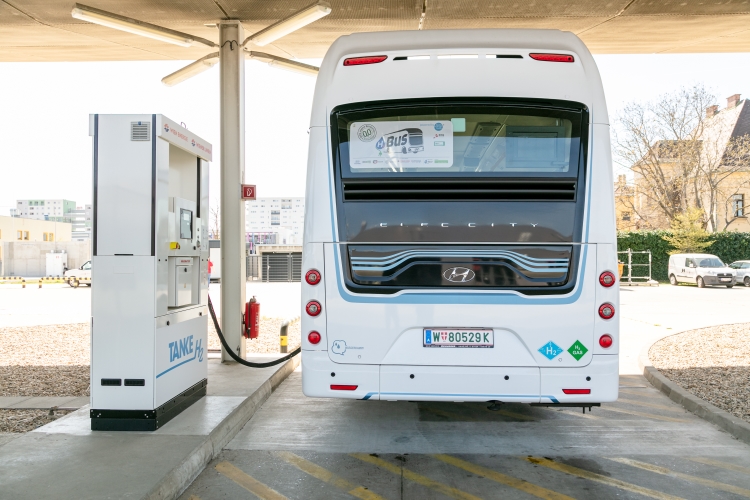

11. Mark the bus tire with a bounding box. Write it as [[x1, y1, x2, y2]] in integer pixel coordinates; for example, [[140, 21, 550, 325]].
[[697, 276, 705, 288], [669, 274, 677, 286]]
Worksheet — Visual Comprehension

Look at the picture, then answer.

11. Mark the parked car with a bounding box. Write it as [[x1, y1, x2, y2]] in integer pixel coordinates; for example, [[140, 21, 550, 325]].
[[729, 260, 750, 287], [668, 253, 737, 288], [64, 260, 91, 287]]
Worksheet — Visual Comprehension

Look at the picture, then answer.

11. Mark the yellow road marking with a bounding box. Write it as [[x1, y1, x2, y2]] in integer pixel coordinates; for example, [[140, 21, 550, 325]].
[[215, 461, 289, 500], [619, 389, 666, 399], [351, 453, 482, 500], [423, 406, 537, 422], [687, 457, 750, 475], [275, 451, 385, 500], [433, 454, 574, 500], [598, 406, 689, 423], [525, 457, 684, 500], [616, 397, 685, 412], [610, 458, 750, 498]]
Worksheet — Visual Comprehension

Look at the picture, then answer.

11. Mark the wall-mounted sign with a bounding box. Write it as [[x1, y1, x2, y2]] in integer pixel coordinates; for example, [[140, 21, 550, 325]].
[[241, 185, 256, 200]]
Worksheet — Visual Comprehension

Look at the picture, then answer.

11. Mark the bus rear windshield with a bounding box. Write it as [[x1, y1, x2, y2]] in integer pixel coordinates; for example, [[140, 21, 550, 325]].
[[334, 101, 584, 178]]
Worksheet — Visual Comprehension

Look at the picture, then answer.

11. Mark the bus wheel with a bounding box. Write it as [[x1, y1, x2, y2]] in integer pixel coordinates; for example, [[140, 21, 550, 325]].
[[697, 276, 705, 288], [669, 274, 677, 286]]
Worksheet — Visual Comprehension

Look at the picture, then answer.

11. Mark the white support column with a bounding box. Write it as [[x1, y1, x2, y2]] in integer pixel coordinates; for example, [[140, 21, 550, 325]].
[[219, 20, 247, 362]]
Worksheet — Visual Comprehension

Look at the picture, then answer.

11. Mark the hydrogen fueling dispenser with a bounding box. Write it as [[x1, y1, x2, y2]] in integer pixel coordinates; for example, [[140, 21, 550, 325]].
[[89, 114, 211, 431]]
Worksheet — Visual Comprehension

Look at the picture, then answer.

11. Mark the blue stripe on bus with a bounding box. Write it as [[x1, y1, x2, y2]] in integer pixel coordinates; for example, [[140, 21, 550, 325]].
[[361, 392, 559, 403]]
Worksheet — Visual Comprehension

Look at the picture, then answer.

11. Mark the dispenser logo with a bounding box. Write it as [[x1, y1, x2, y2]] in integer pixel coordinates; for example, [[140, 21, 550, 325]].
[[156, 334, 204, 378], [164, 124, 170, 133]]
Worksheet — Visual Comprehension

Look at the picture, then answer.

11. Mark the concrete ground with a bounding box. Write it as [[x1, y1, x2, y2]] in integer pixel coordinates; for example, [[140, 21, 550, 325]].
[[0, 281, 301, 327], [181, 284, 750, 500]]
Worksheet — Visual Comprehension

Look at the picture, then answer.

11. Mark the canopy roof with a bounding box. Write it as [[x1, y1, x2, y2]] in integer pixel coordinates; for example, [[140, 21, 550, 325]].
[[3, 0, 750, 62]]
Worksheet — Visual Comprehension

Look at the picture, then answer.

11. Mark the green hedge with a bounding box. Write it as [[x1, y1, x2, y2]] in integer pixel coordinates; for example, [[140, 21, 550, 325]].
[[616, 231, 750, 281]]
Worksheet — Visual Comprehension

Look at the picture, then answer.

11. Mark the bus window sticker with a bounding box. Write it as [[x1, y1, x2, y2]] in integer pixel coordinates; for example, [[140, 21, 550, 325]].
[[349, 120, 454, 168]]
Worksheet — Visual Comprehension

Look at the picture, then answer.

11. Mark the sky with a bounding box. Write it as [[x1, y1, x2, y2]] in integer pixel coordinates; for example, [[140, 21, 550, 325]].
[[1, 52, 750, 216]]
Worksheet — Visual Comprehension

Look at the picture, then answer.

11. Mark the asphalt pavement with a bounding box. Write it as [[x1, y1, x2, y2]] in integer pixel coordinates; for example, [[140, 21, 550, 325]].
[[180, 284, 750, 500]]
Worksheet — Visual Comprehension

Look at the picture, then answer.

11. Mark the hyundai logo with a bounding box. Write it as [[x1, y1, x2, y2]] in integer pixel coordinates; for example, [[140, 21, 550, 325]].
[[443, 267, 475, 283]]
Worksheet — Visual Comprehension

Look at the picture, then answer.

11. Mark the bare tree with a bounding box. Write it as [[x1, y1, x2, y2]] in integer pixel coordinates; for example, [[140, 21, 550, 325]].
[[209, 204, 220, 240], [614, 85, 714, 229], [616, 85, 750, 231]]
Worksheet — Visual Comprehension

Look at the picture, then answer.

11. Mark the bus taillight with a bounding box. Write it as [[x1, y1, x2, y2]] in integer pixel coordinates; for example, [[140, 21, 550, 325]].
[[599, 271, 616, 287], [529, 53, 574, 63], [343, 55, 387, 66], [599, 334, 613, 348], [598, 303, 615, 319], [308, 331, 321, 344], [306, 300, 322, 316], [562, 389, 590, 394], [331, 385, 358, 390], [305, 269, 321, 285]]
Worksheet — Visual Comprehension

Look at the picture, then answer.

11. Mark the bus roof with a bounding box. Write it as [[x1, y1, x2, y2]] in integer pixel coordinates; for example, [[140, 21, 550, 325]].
[[311, 29, 608, 127]]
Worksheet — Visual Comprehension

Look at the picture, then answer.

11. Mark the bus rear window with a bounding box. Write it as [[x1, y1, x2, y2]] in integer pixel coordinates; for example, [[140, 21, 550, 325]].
[[334, 101, 583, 177]]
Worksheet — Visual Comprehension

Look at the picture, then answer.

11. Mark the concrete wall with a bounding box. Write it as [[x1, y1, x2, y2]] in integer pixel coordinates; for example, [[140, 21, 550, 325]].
[[0, 215, 73, 243], [0, 241, 91, 277]]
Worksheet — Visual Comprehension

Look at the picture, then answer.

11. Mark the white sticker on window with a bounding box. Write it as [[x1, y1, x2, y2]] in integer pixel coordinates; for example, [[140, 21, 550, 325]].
[[349, 121, 453, 168]]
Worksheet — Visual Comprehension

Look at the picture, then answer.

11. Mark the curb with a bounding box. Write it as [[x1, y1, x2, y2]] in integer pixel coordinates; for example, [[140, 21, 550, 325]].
[[144, 353, 301, 500], [639, 343, 750, 446]]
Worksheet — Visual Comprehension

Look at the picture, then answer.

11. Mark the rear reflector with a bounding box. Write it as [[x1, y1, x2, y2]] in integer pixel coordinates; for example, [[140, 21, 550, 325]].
[[331, 385, 358, 391], [529, 53, 574, 63], [562, 389, 591, 395], [344, 55, 387, 66]]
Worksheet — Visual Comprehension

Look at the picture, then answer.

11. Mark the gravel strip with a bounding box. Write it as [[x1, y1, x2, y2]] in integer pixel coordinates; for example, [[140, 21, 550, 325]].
[[0, 409, 73, 433], [208, 316, 301, 354], [649, 323, 750, 424]]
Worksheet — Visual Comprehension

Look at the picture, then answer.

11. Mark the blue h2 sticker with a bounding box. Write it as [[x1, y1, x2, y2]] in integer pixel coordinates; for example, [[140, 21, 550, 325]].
[[538, 341, 563, 360], [425, 329, 432, 344]]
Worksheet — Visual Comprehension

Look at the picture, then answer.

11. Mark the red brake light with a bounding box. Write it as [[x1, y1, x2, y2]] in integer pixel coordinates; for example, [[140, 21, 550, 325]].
[[344, 55, 388, 66], [308, 331, 321, 344], [599, 271, 616, 287], [529, 53, 574, 63], [305, 269, 321, 285], [599, 334, 613, 348], [598, 303, 615, 319], [331, 385, 358, 391], [306, 300, 322, 317], [562, 389, 591, 394]]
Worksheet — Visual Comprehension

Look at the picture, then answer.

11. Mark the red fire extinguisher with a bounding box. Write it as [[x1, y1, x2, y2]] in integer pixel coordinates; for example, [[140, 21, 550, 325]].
[[244, 296, 260, 339]]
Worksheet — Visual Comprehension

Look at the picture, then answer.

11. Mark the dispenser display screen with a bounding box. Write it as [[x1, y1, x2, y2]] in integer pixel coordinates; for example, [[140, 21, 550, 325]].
[[180, 209, 193, 239]]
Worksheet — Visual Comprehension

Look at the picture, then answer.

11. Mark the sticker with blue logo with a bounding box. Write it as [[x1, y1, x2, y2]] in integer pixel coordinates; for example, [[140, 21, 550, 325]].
[[434, 122, 443, 131], [425, 329, 432, 344], [538, 341, 564, 360]]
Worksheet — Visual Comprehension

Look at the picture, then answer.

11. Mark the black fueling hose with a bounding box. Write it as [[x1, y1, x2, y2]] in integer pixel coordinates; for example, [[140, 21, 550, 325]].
[[208, 295, 301, 368]]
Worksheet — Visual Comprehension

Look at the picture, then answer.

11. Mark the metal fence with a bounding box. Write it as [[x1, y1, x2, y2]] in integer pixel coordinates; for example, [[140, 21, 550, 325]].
[[618, 248, 659, 286], [260, 252, 302, 282], [246, 255, 261, 280]]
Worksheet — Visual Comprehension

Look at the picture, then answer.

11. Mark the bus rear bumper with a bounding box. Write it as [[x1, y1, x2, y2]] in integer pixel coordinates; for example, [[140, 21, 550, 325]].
[[301, 351, 619, 403]]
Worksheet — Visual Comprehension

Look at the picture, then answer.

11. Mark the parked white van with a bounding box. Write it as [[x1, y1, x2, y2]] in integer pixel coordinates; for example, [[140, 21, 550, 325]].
[[668, 254, 736, 288]]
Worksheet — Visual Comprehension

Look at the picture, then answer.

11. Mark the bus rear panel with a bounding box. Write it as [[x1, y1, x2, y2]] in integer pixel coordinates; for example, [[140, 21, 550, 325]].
[[301, 29, 618, 405]]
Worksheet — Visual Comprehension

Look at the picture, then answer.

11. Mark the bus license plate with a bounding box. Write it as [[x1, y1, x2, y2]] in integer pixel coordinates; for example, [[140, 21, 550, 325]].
[[423, 328, 493, 348]]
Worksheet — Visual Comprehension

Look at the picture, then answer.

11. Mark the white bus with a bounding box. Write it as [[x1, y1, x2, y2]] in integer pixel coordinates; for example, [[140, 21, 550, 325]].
[[301, 29, 619, 406]]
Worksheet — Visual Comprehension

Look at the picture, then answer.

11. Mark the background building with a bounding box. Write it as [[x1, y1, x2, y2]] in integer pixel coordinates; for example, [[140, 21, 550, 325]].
[[245, 197, 305, 246], [12, 199, 92, 241]]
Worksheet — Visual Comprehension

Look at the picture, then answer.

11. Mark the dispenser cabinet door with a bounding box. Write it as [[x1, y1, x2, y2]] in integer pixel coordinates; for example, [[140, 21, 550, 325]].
[[175, 265, 192, 307]]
